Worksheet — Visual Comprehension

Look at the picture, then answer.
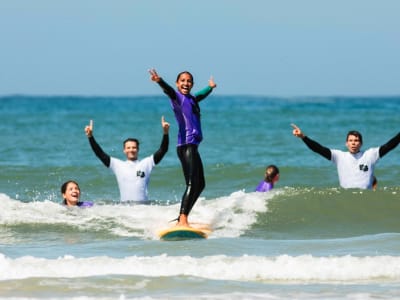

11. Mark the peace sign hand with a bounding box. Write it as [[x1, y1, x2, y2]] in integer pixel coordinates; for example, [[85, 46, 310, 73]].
[[149, 68, 161, 82]]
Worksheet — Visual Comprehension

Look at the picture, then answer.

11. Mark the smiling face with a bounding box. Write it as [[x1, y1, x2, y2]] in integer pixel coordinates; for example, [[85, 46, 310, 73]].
[[346, 134, 362, 154], [62, 181, 81, 206], [176, 72, 194, 95], [123, 140, 139, 161]]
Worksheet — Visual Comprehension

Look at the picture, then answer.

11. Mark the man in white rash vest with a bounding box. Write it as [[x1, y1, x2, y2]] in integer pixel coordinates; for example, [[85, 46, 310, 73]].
[[85, 117, 170, 203], [291, 124, 400, 189]]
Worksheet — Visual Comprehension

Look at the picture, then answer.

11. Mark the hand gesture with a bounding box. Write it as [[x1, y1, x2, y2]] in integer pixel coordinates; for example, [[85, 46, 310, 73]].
[[291, 123, 305, 139], [85, 120, 93, 137], [149, 68, 161, 82], [208, 76, 217, 89], [161, 116, 170, 134]]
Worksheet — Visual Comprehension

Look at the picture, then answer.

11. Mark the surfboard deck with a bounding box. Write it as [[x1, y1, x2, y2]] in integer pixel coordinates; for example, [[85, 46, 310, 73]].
[[158, 225, 211, 241]]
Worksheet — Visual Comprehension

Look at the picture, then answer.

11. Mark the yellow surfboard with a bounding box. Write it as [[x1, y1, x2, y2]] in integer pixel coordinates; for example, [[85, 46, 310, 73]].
[[158, 225, 211, 241]]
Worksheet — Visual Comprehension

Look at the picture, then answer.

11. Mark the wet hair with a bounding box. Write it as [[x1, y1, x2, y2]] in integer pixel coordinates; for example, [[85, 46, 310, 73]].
[[123, 138, 140, 148], [265, 165, 280, 183], [346, 130, 363, 144], [176, 71, 194, 83], [61, 180, 80, 204]]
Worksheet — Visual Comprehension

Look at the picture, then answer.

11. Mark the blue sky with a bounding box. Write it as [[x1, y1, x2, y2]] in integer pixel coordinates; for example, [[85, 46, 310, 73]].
[[1, 0, 399, 96]]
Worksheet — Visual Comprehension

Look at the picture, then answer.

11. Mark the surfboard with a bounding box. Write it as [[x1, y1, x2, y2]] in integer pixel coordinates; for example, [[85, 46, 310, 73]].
[[158, 226, 211, 241]]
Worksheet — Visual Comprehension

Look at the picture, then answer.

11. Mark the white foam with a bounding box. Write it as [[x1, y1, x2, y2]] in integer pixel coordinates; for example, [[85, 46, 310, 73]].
[[1, 252, 400, 283], [0, 191, 273, 240]]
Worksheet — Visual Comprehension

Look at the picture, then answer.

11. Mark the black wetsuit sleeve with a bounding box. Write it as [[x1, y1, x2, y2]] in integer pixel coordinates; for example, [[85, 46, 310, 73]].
[[157, 78, 177, 100], [194, 86, 213, 102], [379, 132, 400, 158], [88, 136, 111, 167], [153, 134, 169, 165], [302, 136, 332, 160]]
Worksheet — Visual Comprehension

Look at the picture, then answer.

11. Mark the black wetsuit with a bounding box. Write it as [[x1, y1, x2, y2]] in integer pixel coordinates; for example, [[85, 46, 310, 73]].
[[177, 145, 205, 215]]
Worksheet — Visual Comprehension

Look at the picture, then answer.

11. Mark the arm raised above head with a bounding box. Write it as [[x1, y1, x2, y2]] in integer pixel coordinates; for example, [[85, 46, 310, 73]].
[[85, 120, 111, 167], [291, 124, 331, 160], [379, 132, 400, 158], [195, 76, 217, 102], [153, 116, 170, 165], [149, 68, 176, 99]]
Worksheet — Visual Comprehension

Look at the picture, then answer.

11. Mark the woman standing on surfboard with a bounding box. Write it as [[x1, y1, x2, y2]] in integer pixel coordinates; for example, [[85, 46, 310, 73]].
[[149, 69, 217, 227]]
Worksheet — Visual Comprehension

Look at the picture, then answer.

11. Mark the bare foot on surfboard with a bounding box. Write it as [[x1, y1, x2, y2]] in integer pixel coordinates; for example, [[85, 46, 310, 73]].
[[176, 214, 190, 227]]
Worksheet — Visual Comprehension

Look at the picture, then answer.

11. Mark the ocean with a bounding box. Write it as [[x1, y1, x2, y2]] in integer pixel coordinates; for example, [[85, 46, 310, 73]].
[[1, 95, 400, 299]]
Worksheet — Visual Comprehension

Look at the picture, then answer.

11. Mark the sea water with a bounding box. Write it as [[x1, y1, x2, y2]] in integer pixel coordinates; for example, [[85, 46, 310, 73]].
[[0, 95, 400, 299]]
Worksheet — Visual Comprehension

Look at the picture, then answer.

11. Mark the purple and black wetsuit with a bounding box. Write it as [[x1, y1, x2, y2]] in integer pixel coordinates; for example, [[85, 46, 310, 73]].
[[157, 78, 214, 216], [63, 201, 94, 208], [255, 181, 274, 192], [77, 201, 94, 207]]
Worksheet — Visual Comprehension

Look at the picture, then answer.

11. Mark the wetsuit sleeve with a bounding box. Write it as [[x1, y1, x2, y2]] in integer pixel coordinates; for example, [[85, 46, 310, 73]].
[[88, 136, 111, 167], [153, 133, 169, 165], [302, 136, 332, 160], [194, 86, 213, 102], [157, 78, 177, 100], [379, 132, 400, 158]]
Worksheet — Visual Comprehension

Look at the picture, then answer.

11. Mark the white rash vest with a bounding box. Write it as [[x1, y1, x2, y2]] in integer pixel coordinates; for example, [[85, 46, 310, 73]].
[[330, 147, 380, 189], [109, 155, 155, 202]]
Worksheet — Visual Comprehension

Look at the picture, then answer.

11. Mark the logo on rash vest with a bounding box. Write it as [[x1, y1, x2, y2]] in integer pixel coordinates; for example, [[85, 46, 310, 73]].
[[136, 170, 145, 178]]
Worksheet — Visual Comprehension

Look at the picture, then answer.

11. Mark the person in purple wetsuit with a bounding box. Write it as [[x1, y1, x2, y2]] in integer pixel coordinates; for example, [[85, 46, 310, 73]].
[[149, 69, 217, 227], [61, 180, 93, 207], [255, 165, 280, 192]]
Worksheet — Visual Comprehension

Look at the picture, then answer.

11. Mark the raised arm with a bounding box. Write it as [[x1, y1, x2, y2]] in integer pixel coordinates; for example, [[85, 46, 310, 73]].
[[291, 123, 331, 160], [149, 68, 176, 99], [84, 120, 111, 167], [194, 76, 217, 102], [153, 116, 170, 165], [379, 132, 400, 158]]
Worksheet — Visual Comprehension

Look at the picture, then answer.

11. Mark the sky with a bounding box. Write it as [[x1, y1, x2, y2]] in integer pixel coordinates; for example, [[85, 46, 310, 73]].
[[1, 0, 399, 97]]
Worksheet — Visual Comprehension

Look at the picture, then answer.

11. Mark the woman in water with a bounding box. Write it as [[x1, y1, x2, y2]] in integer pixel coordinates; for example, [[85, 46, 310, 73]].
[[149, 69, 217, 227], [255, 165, 280, 192], [61, 180, 93, 207]]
